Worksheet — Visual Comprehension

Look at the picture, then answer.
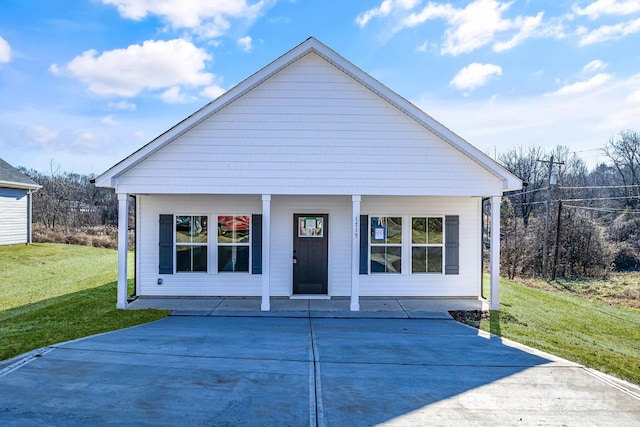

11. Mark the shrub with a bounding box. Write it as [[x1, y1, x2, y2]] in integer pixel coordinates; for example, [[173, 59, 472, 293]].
[[31, 224, 122, 250]]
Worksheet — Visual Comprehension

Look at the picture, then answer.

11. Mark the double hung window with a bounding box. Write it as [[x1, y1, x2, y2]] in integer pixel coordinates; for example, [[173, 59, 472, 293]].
[[176, 216, 208, 272], [411, 217, 444, 273], [218, 216, 251, 272], [370, 216, 402, 273]]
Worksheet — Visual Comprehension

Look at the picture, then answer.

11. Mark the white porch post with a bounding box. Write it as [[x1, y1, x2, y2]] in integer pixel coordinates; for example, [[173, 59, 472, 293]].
[[261, 195, 271, 311], [117, 193, 129, 309], [490, 196, 501, 311], [27, 190, 34, 244], [351, 195, 361, 311]]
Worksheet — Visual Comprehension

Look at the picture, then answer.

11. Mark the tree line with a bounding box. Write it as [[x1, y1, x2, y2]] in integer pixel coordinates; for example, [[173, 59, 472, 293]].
[[498, 129, 640, 279], [20, 129, 640, 279], [20, 164, 118, 230]]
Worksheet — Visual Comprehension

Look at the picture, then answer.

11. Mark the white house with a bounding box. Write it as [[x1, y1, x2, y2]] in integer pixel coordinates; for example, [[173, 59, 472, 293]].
[[0, 158, 41, 245], [96, 38, 521, 311]]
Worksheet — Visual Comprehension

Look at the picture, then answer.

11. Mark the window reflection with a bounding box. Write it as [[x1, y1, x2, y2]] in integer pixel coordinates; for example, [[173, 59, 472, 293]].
[[411, 216, 444, 274], [175, 215, 208, 273], [218, 216, 251, 272]]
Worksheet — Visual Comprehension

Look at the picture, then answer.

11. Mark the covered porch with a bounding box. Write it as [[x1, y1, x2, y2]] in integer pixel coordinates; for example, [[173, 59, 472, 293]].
[[115, 194, 503, 312]]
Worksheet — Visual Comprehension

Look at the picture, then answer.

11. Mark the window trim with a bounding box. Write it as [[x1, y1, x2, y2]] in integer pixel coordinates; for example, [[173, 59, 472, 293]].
[[369, 215, 403, 274], [175, 214, 209, 273], [364, 214, 449, 275], [216, 214, 252, 274], [410, 216, 445, 274]]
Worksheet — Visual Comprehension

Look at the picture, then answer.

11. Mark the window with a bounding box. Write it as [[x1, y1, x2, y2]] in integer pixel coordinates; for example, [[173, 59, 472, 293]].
[[370, 216, 402, 273], [411, 217, 443, 273], [176, 216, 208, 272], [218, 215, 251, 272]]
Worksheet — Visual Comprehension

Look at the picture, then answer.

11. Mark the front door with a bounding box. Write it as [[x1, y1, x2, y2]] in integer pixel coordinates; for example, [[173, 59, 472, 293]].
[[293, 214, 328, 294]]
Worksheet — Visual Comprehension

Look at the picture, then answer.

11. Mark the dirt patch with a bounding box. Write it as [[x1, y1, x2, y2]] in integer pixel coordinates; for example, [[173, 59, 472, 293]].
[[448, 310, 489, 328]]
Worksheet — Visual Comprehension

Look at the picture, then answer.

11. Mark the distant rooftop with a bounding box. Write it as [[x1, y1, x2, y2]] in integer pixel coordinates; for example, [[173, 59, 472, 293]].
[[0, 158, 41, 190]]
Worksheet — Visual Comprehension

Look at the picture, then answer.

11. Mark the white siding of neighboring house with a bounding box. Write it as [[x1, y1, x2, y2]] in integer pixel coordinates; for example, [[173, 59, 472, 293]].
[[136, 194, 481, 298], [114, 52, 504, 197], [0, 188, 29, 245]]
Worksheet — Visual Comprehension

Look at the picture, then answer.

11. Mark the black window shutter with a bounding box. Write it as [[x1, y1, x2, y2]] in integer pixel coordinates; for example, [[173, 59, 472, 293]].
[[445, 215, 460, 275], [159, 214, 174, 274], [252, 214, 262, 274], [359, 215, 368, 274]]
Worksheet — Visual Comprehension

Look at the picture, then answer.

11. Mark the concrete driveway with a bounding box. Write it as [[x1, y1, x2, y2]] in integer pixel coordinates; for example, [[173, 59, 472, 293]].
[[1, 310, 639, 426]]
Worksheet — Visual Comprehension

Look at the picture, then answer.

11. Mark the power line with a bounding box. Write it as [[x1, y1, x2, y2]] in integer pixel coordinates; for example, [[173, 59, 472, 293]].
[[507, 184, 640, 197], [563, 204, 640, 214], [560, 196, 639, 202], [560, 184, 640, 190]]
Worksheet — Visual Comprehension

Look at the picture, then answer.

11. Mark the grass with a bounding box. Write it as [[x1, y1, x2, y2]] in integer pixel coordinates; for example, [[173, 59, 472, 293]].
[[479, 276, 640, 384], [0, 243, 169, 362]]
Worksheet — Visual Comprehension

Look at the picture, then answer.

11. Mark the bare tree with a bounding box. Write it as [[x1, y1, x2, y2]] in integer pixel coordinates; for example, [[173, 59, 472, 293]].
[[603, 129, 640, 208], [499, 145, 546, 227]]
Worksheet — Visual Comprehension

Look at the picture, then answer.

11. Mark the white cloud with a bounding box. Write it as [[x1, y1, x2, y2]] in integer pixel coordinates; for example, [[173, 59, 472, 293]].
[[583, 59, 607, 73], [200, 85, 226, 100], [101, 0, 268, 38], [108, 100, 137, 111], [237, 35, 253, 52], [629, 90, 640, 102], [0, 36, 11, 63], [573, 0, 640, 20], [52, 39, 214, 97], [26, 125, 59, 146], [362, 0, 558, 56], [356, 0, 419, 27], [553, 73, 612, 95], [417, 73, 640, 167], [578, 16, 640, 45], [404, 0, 518, 55], [101, 115, 119, 125], [160, 86, 192, 104], [493, 12, 544, 52], [450, 63, 502, 92]]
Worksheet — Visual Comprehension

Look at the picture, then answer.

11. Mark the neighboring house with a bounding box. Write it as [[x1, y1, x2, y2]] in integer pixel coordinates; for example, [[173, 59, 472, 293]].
[[0, 158, 41, 245], [96, 38, 522, 311]]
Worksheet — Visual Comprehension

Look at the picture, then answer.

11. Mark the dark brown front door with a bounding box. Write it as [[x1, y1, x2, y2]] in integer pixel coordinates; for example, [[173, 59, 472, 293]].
[[293, 214, 328, 294]]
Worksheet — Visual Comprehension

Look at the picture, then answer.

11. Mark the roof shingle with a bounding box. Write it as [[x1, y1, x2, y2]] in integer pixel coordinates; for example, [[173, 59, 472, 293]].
[[0, 158, 40, 189]]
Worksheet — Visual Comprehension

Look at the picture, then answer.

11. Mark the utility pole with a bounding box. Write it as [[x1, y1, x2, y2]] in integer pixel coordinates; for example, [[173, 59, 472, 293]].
[[538, 155, 564, 280], [552, 200, 563, 281]]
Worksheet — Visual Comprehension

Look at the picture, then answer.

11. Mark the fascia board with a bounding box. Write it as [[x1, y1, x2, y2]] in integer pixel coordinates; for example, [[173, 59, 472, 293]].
[[0, 180, 41, 191]]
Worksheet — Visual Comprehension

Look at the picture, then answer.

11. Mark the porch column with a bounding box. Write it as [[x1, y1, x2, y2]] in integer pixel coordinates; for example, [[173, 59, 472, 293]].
[[117, 193, 129, 309], [351, 195, 361, 311], [490, 195, 501, 311], [261, 195, 271, 311]]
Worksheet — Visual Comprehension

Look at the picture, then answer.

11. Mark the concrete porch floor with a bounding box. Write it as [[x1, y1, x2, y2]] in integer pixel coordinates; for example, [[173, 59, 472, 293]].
[[127, 296, 488, 318]]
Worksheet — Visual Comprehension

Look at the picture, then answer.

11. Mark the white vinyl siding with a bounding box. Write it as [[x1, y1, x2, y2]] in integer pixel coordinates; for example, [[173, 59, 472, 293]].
[[115, 53, 504, 197], [0, 188, 29, 245], [360, 196, 482, 297], [138, 195, 262, 297], [136, 194, 480, 298]]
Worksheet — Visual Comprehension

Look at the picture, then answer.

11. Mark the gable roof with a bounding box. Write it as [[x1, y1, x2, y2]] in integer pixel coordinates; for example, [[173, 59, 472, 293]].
[[96, 37, 521, 192], [0, 158, 41, 190]]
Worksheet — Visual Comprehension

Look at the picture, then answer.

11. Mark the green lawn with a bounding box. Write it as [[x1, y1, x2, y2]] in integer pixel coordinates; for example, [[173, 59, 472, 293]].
[[480, 276, 640, 384], [0, 243, 168, 362]]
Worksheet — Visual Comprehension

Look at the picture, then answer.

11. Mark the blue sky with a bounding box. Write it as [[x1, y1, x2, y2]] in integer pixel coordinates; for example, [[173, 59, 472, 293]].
[[1, 0, 639, 174]]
